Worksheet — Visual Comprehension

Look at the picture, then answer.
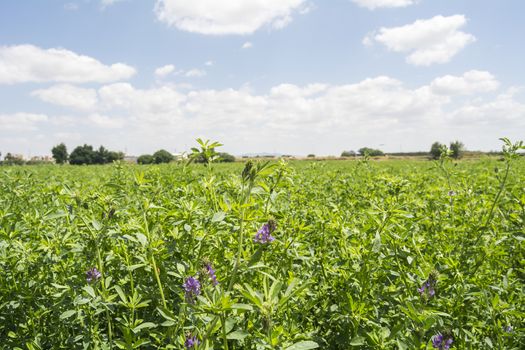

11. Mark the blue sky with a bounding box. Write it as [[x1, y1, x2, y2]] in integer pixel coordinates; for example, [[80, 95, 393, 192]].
[[1, 0, 524, 156]]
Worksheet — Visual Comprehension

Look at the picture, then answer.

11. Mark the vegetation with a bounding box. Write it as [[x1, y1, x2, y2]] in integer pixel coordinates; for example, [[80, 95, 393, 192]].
[[153, 149, 174, 164], [449, 141, 465, 159], [341, 150, 356, 157], [51, 143, 69, 164], [69, 144, 124, 165], [0, 139, 524, 349], [137, 154, 155, 165], [358, 147, 384, 157]]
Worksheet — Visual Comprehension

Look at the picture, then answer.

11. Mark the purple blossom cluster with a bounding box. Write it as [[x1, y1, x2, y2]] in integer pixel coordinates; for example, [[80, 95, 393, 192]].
[[254, 220, 276, 244], [183, 276, 201, 303], [418, 272, 438, 299], [418, 280, 436, 298], [432, 333, 453, 350], [204, 262, 218, 286], [86, 267, 101, 283], [185, 334, 200, 348]]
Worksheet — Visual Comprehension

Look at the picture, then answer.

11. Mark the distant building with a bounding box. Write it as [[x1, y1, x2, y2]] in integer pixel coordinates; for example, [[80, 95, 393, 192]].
[[123, 156, 138, 163]]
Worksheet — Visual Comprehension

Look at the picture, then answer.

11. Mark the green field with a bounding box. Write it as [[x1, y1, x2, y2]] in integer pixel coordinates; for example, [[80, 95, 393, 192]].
[[1, 156, 524, 349]]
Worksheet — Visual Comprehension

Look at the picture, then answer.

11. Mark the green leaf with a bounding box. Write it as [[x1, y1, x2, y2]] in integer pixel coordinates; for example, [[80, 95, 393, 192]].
[[350, 336, 365, 346], [284, 341, 319, 350], [226, 330, 249, 340], [113, 285, 127, 304], [212, 211, 226, 222], [231, 303, 254, 311], [82, 285, 96, 298], [59, 310, 76, 320], [132, 322, 157, 333]]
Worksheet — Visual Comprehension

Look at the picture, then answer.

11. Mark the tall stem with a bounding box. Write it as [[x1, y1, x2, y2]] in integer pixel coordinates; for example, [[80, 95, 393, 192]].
[[143, 211, 167, 308]]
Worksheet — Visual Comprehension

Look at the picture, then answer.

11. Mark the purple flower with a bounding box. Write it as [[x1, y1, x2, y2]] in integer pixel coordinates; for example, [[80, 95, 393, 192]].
[[504, 325, 513, 333], [185, 334, 200, 348], [86, 267, 101, 283], [448, 190, 456, 196], [418, 272, 438, 299], [204, 263, 218, 286], [183, 276, 201, 303], [254, 221, 276, 244], [432, 333, 453, 350]]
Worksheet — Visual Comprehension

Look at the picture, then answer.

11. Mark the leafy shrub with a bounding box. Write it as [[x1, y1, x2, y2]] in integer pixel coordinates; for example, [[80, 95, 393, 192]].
[[137, 154, 155, 164]]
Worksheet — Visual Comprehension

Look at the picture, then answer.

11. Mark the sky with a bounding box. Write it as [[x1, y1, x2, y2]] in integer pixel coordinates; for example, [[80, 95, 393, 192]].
[[1, 0, 524, 157]]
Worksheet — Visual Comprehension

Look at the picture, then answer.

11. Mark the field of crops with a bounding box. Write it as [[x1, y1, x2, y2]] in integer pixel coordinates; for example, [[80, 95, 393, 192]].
[[1, 147, 524, 349]]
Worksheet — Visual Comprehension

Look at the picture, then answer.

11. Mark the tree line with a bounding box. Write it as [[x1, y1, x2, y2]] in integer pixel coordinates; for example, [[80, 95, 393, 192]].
[[51, 143, 124, 165], [340, 141, 465, 159]]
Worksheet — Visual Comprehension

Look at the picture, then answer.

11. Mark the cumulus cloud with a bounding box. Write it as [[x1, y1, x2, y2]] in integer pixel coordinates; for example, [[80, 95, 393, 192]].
[[31, 84, 98, 110], [430, 70, 500, 95], [0, 44, 136, 84], [185, 69, 206, 77], [365, 15, 476, 66], [154, 0, 307, 35], [451, 89, 525, 125], [352, 0, 418, 10], [155, 64, 176, 77], [87, 113, 125, 128], [16, 71, 525, 155], [242, 41, 253, 49], [0, 113, 48, 131]]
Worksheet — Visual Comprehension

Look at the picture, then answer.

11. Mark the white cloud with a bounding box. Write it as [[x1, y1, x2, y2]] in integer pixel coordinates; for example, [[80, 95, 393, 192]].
[[430, 70, 500, 95], [185, 69, 206, 78], [451, 89, 525, 125], [101, 0, 124, 9], [352, 0, 418, 10], [31, 84, 98, 110], [64, 2, 79, 11], [154, 0, 306, 35], [88, 113, 124, 128], [0, 113, 48, 131], [365, 15, 476, 66], [155, 64, 175, 77], [12, 71, 525, 155], [242, 41, 253, 49], [205, 60, 214, 66], [0, 44, 136, 84]]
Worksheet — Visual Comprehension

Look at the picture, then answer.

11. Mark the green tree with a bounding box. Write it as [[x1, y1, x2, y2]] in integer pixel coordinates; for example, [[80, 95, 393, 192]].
[[107, 151, 124, 163], [429, 142, 444, 160], [137, 154, 154, 164], [69, 144, 95, 165], [51, 143, 68, 164], [217, 152, 235, 163], [449, 140, 465, 159], [358, 147, 384, 157], [341, 150, 356, 157], [153, 149, 174, 164]]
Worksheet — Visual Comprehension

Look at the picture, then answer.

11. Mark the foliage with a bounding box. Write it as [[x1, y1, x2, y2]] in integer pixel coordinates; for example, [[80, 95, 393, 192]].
[[137, 154, 155, 164], [307, 154, 315, 158], [449, 140, 465, 159], [430, 142, 445, 160], [0, 139, 524, 349], [217, 152, 236, 163], [188, 138, 223, 165], [51, 143, 69, 164], [69, 144, 124, 165], [341, 150, 356, 157], [153, 149, 174, 164], [358, 147, 384, 157], [1, 152, 25, 165]]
